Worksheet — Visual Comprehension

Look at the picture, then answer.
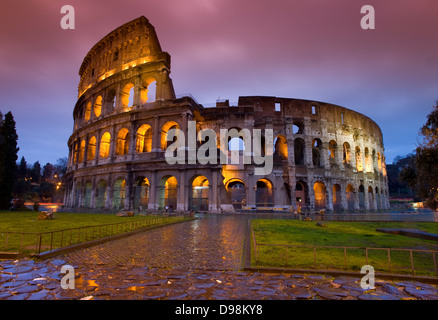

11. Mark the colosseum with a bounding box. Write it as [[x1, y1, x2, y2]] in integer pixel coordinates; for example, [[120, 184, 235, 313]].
[[63, 16, 390, 214]]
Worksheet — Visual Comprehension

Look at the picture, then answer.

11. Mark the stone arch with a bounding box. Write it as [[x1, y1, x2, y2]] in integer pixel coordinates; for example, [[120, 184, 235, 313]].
[[328, 140, 337, 160], [99, 132, 111, 158], [112, 177, 126, 209], [346, 184, 355, 211], [78, 139, 86, 163], [140, 75, 157, 104], [356, 147, 363, 172], [94, 95, 103, 118], [133, 176, 150, 210], [136, 124, 153, 153], [358, 185, 366, 209], [87, 136, 97, 161], [343, 142, 351, 165], [274, 135, 288, 160], [256, 178, 274, 207], [368, 186, 374, 209], [292, 121, 304, 134], [295, 180, 308, 208], [83, 181, 93, 208], [312, 138, 323, 167], [158, 175, 178, 210], [313, 181, 327, 210], [161, 121, 181, 150], [116, 128, 130, 155], [226, 179, 246, 210], [294, 138, 305, 165], [189, 175, 209, 211], [332, 183, 342, 211], [95, 179, 107, 209], [121, 83, 135, 108], [84, 101, 92, 122]]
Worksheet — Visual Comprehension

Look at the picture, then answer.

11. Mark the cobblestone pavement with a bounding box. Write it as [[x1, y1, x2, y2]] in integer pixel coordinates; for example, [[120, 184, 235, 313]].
[[1, 215, 437, 300]]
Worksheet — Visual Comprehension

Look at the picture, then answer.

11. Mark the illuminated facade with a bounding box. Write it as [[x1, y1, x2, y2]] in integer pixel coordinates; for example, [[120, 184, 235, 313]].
[[63, 16, 389, 213]]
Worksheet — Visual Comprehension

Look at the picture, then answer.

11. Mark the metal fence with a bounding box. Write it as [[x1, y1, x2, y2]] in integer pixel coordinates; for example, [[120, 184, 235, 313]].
[[250, 221, 438, 277], [1, 216, 185, 256]]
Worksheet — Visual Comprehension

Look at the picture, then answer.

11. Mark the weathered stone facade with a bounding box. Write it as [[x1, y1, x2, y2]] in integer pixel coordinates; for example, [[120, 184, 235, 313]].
[[63, 16, 389, 213]]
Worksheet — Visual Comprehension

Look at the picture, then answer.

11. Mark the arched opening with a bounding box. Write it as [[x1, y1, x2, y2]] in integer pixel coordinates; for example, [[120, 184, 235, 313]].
[[333, 184, 342, 211], [313, 181, 326, 210], [312, 138, 322, 167], [294, 138, 305, 165], [87, 136, 96, 161], [84, 101, 92, 122], [256, 179, 274, 207], [343, 142, 351, 165], [134, 177, 150, 210], [358, 185, 366, 209], [158, 176, 178, 210], [368, 186, 374, 209], [365, 148, 372, 172], [189, 175, 209, 211], [377, 152, 382, 173], [226, 179, 246, 210], [356, 147, 363, 172], [116, 128, 130, 155], [78, 140, 85, 163], [83, 181, 92, 208], [346, 184, 355, 211], [292, 121, 304, 134], [121, 83, 135, 108], [140, 77, 157, 104], [112, 178, 126, 209], [228, 136, 245, 151], [274, 135, 288, 160], [136, 124, 153, 153], [74, 181, 81, 207], [73, 140, 78, 164], [99, 132, 111, 158], [95, 180, 107, 209], [329, 140, 337, 161], [375, 186, 381, 210], [295, 181, 308, 208], [161, 121, 180, 150], [94, 96, 103, 118]]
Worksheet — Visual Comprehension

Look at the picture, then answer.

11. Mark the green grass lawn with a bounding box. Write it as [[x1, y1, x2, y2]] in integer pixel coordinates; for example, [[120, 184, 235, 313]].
[[252, 219, 438, 276], [0, 211, 190, 255]]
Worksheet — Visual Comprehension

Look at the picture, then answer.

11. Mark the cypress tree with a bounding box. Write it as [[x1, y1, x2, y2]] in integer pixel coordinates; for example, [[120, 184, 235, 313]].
[[0, 111, 19, 209]]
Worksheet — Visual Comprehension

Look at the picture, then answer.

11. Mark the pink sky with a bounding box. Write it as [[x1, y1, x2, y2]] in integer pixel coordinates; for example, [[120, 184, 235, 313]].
[[0, 0, 437, 165]]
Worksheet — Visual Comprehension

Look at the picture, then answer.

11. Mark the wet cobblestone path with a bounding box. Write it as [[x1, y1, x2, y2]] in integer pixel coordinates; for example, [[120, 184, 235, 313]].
[[1, 215, 437, 300]]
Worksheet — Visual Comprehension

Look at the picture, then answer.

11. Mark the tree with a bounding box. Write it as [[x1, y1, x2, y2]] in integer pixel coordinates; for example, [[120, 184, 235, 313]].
[[30, 161, 41, 184], [414, 103, 438, 210], [42, 163, 54, 182], [0, 111, 19, 209]]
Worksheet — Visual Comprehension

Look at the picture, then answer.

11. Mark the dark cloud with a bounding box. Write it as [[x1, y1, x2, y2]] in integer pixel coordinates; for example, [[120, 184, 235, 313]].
[[0, 0, 437, 165]]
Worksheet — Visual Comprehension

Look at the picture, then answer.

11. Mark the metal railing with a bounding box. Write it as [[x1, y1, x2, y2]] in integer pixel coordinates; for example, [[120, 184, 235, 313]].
[[250, 221, 438, 277], [1, 216, 186, 256]]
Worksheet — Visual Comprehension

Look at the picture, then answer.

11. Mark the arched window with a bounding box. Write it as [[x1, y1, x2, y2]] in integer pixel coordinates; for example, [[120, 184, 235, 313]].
[[121, 83, 135, 108], [134, 177, 150, 210], [274, 135, 288, 160], [313, 181, 326, 209], [95, 180, 107, 209], [161, 121, 180, 150], [87, 136, 96, 161], [84, 101, 92, 122], [94, 96, 103, 117], [312, 138, 322, 167], [99, 132, 111, 158], [343, 142, 351, 165], [78, 140, 85, 163], [136, 124, 153, 153], [116, 128, 130, 155], [189, 175, 209, 211], [158, 176, 177, 210], [294, 138, 305, 165], [256, 179, 274, 207], [356, 147, 363, 172], [112, 178, 126, 209], [226, 179, 246, 210]]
